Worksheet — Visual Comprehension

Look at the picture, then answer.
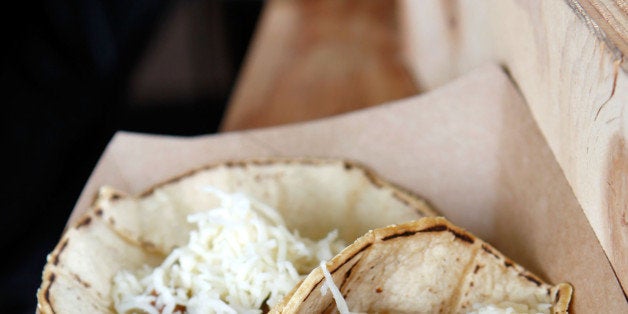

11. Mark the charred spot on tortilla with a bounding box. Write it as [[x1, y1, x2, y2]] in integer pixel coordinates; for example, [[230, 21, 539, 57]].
[[343, 263, 355, 281], [94, 208, 103, 217], [382, 230, 419, 240], [420, 223, 448, 233], [381, 223, 473, 244], [303, 244, 369, 303], [331, 243, 372, 275], [450, 229, 474, 244], [139, 239, 157, 250], [322, 299, 335, 313], [520, 273, 542, 287], [339, 265, 355, 291], [72, 273, 91, 289], [75, 216, 92, 229], [137, 166, 201, 198], [45, 272, 56, 305], [504, 260, 514, 268], [473, 264, 482, 274], [481, 243, 499, 259], [303, 278, 325, 301], [52, 239, 69, 266], [288, 158, 318, 166], [225, 160, 245, 168], [339, 257, 364, 293]]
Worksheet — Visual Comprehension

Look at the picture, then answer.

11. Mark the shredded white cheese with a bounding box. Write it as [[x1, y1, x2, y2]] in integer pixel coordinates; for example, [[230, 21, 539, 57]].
[[320, 261, 351, 314], [467, 302, 552, 314], [111, 186, 346, 314]]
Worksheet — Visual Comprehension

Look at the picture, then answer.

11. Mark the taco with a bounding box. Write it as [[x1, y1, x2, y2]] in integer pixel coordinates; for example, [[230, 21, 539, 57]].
[[273, 217, 572, 314], [36, 158, 435, 313]]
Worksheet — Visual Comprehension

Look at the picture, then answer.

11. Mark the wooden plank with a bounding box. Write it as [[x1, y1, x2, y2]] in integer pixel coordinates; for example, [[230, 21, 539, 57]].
[[220, 0, 418, 131], [566, 0, 628, 64], [401, 0, 628, 295]]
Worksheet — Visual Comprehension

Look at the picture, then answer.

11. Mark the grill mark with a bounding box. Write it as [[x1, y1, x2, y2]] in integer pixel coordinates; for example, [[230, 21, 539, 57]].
[[225, 161, 245, 168], [473, 264, 482, 274], [482, 244, 500, 259], [382, 224, 474, 244], [305, 243, 370, 304], [332, 243, 372, 273], [450, 229, 474, 244], [140, 188, 156, 198], [72, 273, 91, 289], [382, 230, 419, 241], [76, 216, 92, 229], [421, 224, 448, 233], [520, 273, 542, 286], [44, 272, 56, 311], [139, 166, 210, 197], [140, 240, 157, 251], [322, 300, 334, 313], [338, 263, 357, 292], [294, 159, 319, 166], [52, 239, 69, 265], [303, 278, 324, 301]]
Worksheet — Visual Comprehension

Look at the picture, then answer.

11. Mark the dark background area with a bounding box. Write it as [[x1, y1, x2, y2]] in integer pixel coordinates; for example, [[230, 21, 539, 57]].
[[2, 0, 263, 312]]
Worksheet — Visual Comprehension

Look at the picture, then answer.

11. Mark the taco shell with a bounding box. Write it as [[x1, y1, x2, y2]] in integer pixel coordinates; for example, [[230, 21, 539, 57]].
[[37, 158, 435, 313], [274, 217, 572, 314]]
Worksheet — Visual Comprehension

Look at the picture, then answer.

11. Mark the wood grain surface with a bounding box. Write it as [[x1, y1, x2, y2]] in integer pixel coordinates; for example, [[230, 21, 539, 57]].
[[401, 0, 628, 296], [566, 0, 628, 65], [220, 0, 418, 131]]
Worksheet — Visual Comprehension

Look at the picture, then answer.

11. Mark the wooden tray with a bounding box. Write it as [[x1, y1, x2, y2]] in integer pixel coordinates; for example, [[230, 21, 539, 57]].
[[65, 66, 626, 312]]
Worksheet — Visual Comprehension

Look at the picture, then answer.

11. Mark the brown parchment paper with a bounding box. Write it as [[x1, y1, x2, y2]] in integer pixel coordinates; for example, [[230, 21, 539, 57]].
[[64, 64, 627, 312]]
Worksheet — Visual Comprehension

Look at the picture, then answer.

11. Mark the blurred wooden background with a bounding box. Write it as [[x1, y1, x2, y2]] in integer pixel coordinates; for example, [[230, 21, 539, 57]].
[[221, 0, 418, 131]]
